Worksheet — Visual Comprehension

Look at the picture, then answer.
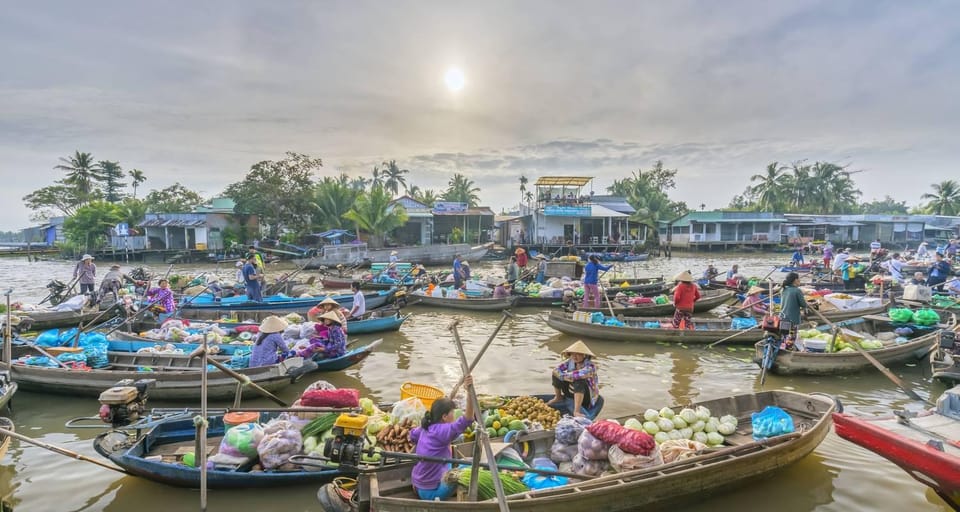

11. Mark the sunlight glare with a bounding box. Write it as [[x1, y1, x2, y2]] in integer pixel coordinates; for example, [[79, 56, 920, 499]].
[[444, 67, 465, 92]]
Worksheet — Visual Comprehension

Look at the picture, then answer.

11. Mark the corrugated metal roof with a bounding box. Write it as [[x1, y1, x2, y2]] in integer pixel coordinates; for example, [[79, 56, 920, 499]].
[[432, 207, 496, 216], [139, 219, 207, 227], [534, 176, 593, 186]]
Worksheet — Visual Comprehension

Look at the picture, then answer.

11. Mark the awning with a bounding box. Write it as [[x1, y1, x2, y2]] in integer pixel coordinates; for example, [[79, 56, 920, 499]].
[[589, 205, 628, 218], [138, 219, 207, 227], [534, 176, 593, 187], [308, 229, 356, 239]]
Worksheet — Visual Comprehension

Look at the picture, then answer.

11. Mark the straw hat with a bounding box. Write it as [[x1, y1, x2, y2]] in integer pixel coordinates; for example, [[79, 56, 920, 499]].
[[562, 340, 596, 358], [259, 315, 288, 334], [515, 247, 525, 254], [390, 250, 398, 255], [534, 254, 547, 260], [846, 255, 861, 262], [747, 286, 765, 296], [110, 264, 121, 270], [235, 261, 244, 268], [673, 271, 694, 282], [319, 311, 343, 324], [319, 297, 340, 306], [81, 254, 94, 261], [462, 260, 470, 266]]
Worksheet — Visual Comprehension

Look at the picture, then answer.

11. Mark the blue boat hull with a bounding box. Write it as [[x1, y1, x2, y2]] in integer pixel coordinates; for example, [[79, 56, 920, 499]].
[[178, 290, 394, 313]]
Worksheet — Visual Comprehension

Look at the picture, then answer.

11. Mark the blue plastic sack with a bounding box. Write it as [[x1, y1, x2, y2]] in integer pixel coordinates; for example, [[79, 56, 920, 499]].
[[57, 328, 79, 346], [751, 406, 795, 440], [80, 332, 108, 346], [35, 329, 61, 347], [82, 341, 110, 369], [603, 318, 625, 327], [228, 353, 250, 369], [643, 321, 660, 329], [731, 317, 758, 330], [590, 312, 605, 324], [522, 467, 569, 490], [57, 353, 87, 364]]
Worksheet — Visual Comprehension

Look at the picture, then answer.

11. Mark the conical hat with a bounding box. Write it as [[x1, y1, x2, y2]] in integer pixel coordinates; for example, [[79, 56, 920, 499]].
[[674, 271, 694, 282], [319, 311, 343, 324], [259, 315, 288, 333], [562, 340, 595, 358], [319, 297, 340, 306], [747, 286, 765, 295]]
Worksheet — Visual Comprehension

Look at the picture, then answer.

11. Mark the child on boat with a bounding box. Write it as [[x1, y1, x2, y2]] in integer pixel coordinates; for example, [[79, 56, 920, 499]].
[[411, 376, 474, 501], [298, 311, 347, 360]]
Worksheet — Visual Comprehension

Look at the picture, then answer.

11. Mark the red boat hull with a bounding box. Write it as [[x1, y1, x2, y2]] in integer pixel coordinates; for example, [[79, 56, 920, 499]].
[[833, 412, 960, 509]]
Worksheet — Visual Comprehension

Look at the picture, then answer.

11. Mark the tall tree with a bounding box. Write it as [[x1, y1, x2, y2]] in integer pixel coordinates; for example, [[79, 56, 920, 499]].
[[54, 150, 102, 203], [921, 179, 960, 216], [748, 162, 789, 212], [224, 152, 323, 237], [128, 169, 147, 199], [62, 200, 124, 250], [343, 184, 409, 248], [23, 185, 82, 217], [607, 162, 687, 242], [415, 189, 440, 207], [519, 175, 528, 206], [859, 195, 909, 215], [143, 183, 205, 213], [98, 160, 126, 202], [312, 175, 361, 231], [381, 159, 409, 197], [443, 173, 481, 207]]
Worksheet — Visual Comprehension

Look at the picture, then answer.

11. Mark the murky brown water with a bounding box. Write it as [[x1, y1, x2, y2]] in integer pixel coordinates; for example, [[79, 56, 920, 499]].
[[0, 254, 952, 511]]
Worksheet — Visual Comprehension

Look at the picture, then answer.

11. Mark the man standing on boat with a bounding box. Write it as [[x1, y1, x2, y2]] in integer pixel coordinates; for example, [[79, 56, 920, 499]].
[[452, 254, 465, 290], [927, 252, 952, 290], [348, 281, 366, 320], [242, 257, 262, 301], [247, 245, 265, 284]]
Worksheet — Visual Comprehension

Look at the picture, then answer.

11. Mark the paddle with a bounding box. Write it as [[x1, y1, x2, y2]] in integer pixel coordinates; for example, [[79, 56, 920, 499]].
[[809, 307, 932, 405], [449, 321, 510, 511], [450, 311, 514, 397], [22, 341, 71, 369], [3, 289, 12, 364], [0, 425, 127, 474], [186, 346, 290, 407]]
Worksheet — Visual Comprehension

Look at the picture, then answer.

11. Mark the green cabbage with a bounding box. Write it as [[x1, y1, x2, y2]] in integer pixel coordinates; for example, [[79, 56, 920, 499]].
[[642, 421, 660, 435], [679, 408, 698, 424], [624, 418, 643, 431], [691, 420, 705, 433], [659, 407, 675, 419], [643, 409, 660, 422], [671, 416, 688, 430], [657, 418, 675, 432], [706, 432, 724, 446], [654, 432, 670, 444], [695, 406, 711, 421]]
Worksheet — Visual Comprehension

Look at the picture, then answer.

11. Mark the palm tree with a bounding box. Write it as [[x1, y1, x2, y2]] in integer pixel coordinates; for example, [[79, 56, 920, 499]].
[[443, 173, 481, 207], [416, 189, 440, 207], [749, 162, 788, 212], [370, 165, 384, 188], [524, 191, 534, 205], [922, 180, 960, 216], [518, 175, 528, 206], [350, 176, 369, 191], [343, 185, 409, 248], [128, 169, 146, 199], [381, 160, 409, 197], [54, 151, 102, 203], [98, 160, 125, 202], [313, 175, 361, 231]]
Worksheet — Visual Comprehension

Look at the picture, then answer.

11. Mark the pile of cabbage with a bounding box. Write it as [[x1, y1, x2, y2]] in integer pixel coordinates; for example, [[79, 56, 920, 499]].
[[623, 406, 736, 447]]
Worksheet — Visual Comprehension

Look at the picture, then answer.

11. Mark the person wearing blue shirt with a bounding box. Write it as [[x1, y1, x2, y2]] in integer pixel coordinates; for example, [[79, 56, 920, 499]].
[[242, 259, 262, 301], [581, 255, 612, 309], [928, 252, 952, 289], [791, 249, 804, 266]]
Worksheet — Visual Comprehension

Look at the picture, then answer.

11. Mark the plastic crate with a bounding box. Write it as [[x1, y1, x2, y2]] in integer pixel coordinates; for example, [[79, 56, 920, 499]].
[[400, 382, 444, 409]]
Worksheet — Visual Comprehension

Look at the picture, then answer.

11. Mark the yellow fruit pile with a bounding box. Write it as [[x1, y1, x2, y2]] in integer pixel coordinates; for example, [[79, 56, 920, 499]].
[[502, 396, 561, 430]]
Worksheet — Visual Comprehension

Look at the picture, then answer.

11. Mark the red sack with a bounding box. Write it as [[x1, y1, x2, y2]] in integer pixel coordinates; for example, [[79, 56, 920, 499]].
[[586, 420, 655, 456], [300, 388, 360, 408], [234, 325, 260, 333]]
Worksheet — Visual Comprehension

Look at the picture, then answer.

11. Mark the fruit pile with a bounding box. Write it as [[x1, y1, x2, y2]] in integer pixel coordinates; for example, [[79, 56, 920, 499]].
[[502, 396, 561, 430]]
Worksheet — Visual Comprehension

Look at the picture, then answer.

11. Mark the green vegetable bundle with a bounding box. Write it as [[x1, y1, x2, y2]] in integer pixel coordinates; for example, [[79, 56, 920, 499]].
[[888, 308, 914, 323], [301, 413, 337, 438], [457, 468, 528, 500]]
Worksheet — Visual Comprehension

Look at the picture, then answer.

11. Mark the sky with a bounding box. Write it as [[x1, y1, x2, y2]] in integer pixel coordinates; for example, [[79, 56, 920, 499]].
[[2, 1, 959, 230]]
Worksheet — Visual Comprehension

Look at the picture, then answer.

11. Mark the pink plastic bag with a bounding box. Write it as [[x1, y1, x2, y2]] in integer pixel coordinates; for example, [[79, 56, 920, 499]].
[[300, 388, 359, 407]]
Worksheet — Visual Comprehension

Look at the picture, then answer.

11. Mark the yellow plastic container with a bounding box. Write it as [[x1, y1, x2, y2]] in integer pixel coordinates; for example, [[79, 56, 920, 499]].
[[400, 382, 444, 410], [223, 411, 260, 434]]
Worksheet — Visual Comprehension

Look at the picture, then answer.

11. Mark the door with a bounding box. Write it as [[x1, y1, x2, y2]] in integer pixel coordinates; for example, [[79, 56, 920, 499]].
[[563, 224, 574, 243]]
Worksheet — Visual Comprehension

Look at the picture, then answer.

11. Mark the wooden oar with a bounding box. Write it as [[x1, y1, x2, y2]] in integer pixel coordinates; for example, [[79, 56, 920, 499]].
[[707, 325, 762, 348], [22, 341, 71, 369], [450, 311, 514, 397], [264, 259, 312, 296], [187, 346, 290, 407], [3, 289, 12, 364], [809, 307, 932, 404], [0, 426, 127, 474], [449, 321, 510, 512]]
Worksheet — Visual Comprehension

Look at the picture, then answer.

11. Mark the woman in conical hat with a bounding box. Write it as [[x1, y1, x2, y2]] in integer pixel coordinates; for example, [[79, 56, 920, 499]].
[[672, 271, 700, 329], [299, 311, 348, 360], [546, 340, 603, 419], [249, 316, 291, 367], [741, 286, 769, 317]]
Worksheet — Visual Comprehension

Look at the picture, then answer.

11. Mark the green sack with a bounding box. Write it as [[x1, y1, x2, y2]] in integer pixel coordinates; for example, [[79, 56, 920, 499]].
[[888, 308, 914, 323], [912, 308, 940, 326]]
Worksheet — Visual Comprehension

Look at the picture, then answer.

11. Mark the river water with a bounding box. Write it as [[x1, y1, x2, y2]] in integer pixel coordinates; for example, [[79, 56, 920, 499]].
[[0, 254, 952, 511]]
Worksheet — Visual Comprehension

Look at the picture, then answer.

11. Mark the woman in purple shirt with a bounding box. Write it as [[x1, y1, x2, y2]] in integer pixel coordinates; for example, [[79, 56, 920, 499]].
[[146, 279, 176, 314], [298, 311, 347, 359], [249, 316, 291, 367], [410, 375, 475, 501]]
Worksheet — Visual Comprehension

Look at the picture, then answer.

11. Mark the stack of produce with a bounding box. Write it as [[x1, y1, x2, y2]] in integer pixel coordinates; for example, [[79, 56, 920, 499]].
[[499, 396, 561, 430], [583, 420, 661, 473], [632, 406, 734, 447], [549, 416, 592, 464]]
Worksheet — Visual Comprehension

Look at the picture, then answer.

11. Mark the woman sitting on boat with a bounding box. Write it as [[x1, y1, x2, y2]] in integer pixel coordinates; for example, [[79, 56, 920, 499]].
[[298, 311, 347, 360], [492, 279, 511, 299], [779, 272, 810, 350], [145, 279, 176, 314], [547, 340, 603, 418], [307, 296, 349, 333], [671, 271, 700, 329], [741, 286, 769, 317], [249, 316, 292, 367], [410, 375, 475, 501]]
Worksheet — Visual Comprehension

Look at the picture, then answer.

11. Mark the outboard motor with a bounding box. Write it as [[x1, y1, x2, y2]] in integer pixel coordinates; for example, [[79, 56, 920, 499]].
[[45, 279, 68, 306], [98, 379, 155, 427]]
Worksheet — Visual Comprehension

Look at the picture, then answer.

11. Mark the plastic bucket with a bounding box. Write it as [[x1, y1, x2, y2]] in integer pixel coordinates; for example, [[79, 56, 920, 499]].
[[223, 411, 260, 434]]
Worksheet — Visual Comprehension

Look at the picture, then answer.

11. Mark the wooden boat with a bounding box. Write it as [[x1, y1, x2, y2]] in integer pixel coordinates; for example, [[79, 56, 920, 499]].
[[602, 280, 669, 297], [407, 294, 517, 311], [294, 242, 491, 269], [514, 295, 565, 308], [0, 352, 313, 401], [931, 328, 960, 386], [833, 386, 960, 510], [545, 312, 768, 345], [92, 411, 343, 488], [132, 307, 409, 336], [0, 371, 15, 411], [16, 307, 120, 331], [579, 289, 736, 317], [0, 417, 12, 461], [177, 289, 395, 315], [752, 317, 942, 376], [341, 390, 835, 512]]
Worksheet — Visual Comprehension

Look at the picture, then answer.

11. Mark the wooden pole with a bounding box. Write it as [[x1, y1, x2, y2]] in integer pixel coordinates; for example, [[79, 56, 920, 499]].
[[3, 289, 12, 364], [0, 426, 127, 473], [199, 331, 208, 511], [450, 311, 513, 397], [187, 347, 289, 407]]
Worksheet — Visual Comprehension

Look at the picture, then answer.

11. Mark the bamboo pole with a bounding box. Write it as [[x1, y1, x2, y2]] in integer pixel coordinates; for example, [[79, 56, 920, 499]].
[[0, 426, 126, 474]]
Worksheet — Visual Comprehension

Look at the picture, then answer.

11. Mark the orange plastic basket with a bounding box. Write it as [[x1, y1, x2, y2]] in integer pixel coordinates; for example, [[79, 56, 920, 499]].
[[44, 346, 85, 356], [399, 382, 445, 409]]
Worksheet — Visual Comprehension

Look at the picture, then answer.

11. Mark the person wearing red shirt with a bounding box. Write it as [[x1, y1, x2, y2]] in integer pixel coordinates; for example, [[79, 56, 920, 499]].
[[515, 247, 528, 269], [671, 271, 701, 329]]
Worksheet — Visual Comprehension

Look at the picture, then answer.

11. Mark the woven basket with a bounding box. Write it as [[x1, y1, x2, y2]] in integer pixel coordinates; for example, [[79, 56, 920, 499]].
[[399, 382, 444, 409]]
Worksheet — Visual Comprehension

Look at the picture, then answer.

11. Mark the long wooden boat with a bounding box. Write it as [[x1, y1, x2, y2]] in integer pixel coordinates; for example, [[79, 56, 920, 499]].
[[545, 312, 768, 345], [294, 242, 491, 269], [16, 307, 120, 331], [833, 387, 960, 510], [92, 411, 344, 488], [753, 317, 941, 376], [343, 390, 835, 512], [177, 290, 395, 315], [514, 295, 565, 308], [407, 294, 517, 311], [931, 328, 960, 386], [816, 301, 889, 322], [579, 289, 736, 317], [132, 308, 409, 335], [0, 353, 313, 401], [603, 280, 669, 297], [0, 371, 15, 411], [0, 417, 12, 461]]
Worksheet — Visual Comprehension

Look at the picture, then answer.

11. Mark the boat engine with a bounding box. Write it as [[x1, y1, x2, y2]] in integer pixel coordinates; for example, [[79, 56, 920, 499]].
[[45, 279, 69, 306], [323, 413, 369, 467], [98, 379, 155, 427]]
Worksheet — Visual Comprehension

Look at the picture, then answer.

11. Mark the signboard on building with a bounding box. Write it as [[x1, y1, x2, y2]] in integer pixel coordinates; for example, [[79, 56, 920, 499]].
[[544, 205, 591, 217], [433, 201, 468, 213]]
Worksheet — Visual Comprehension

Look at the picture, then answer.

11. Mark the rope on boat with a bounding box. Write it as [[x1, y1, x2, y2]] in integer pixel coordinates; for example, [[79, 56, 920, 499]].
[[192, 416, 209, 429]]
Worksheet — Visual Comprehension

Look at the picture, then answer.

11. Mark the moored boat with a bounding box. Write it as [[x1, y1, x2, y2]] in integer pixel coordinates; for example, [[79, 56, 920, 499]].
[[16, 307, 121, 331], [833, 386, 960, 510], [0, 371, 15, 411], [177, 289, 395, 316], [337, 390, 835, 512], [579, 289, 736, 317], [545, 311, 767, 344], [407, 294, 517, 311], [931, 328, 960, 386], [131, 307, 409, 335]]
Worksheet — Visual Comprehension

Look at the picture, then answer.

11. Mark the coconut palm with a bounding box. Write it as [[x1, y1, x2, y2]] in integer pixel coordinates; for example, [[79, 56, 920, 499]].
[[416, 189, 440, 207], [921, 180, 960, 216], [98, 160, 125, 202], [343, 184, 409, 248], [54, 151, 102, 203], [443, 173, 481, 207], [128, 169, 146, 199], [519, 175, 528, 206], [370, 165, 384, 188], [313, 175, 361, 231], [749, 162, 789, 212], [381, 160, 409, 197]]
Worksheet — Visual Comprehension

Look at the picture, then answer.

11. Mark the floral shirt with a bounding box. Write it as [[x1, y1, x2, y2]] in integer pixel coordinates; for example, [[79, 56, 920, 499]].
[[146, 287, 175, 313], [300, 324, 347, 359], [553, 358, 600, 407]]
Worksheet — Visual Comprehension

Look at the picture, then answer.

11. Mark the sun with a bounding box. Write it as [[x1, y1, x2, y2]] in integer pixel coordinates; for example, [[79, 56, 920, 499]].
[[444, 67, 465, 92]]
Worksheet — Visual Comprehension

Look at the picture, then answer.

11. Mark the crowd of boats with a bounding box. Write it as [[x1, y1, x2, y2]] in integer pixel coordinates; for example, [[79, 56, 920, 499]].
[[0, 251, 959, 511]]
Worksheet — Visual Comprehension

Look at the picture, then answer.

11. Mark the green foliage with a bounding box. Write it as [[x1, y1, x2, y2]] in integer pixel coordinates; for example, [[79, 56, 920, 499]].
[[117, 198, 148, 227], [449, 226, 464, 243], [443, 173, 481, 207], [859, 196, 909, 215], [98, 160, 126, 202], [734, 160, 862, 214], [343, 185, 409, 248], [224, 152, 323, 237], [143, 183, 205, 213], [313, 174, 361, 231], [607, 161, 687, 240], [407, 185, 440, 207], [380, 160, 409, 197], [921, 180, 960, 216], [129, 169, 147, 199], [23, 185, 82, 217], [63, 201, 125, 250], [55, 151, 103, 203]]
